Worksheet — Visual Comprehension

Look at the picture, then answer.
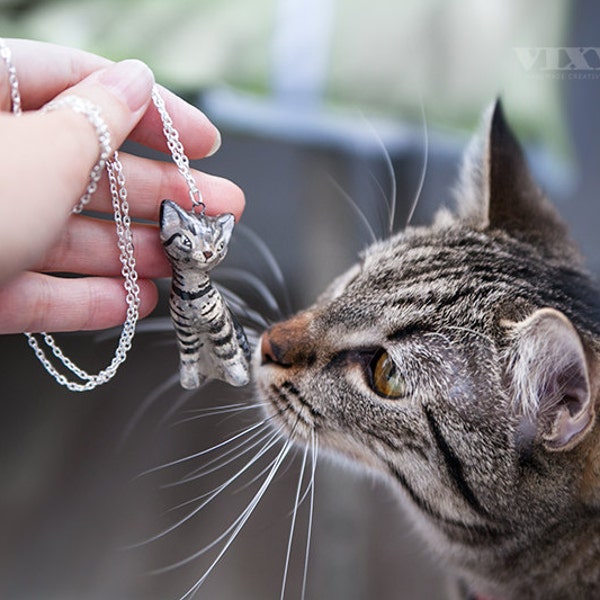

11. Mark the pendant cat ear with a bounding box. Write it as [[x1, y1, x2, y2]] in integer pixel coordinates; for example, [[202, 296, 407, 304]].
[[456, 100, 574, 258], [159, 199, 186, 241], [216, 213, 235, 245], [509, 308, 595, 451]]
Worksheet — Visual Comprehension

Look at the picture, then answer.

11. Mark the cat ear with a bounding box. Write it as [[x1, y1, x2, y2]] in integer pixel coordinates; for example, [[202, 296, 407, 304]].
[[159, 199, 186, 241], [456, 100, 572, 255], [216, 213, 235, 244], [509, 308, 595, 451]]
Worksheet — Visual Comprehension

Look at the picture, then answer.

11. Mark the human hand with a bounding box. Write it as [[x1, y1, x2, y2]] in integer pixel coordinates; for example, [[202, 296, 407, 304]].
[[0, 38, 244, 335]]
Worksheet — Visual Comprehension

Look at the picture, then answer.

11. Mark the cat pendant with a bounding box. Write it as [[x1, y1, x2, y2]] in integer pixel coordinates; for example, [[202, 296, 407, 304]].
[[159, 200, 251, 389]]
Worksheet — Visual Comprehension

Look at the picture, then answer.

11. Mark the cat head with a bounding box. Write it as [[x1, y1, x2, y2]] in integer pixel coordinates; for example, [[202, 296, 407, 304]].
[[159, 199, 235, 271], [255, 101, 600, 577]]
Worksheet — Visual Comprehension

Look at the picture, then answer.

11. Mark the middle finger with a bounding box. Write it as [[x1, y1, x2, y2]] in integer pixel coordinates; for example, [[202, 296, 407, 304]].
[[85, 152, 245, 221], [36, 215, 171, 278]]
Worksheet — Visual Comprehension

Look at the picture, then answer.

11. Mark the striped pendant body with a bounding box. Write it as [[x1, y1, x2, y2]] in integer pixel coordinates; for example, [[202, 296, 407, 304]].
[[159, 199, 251, 389]]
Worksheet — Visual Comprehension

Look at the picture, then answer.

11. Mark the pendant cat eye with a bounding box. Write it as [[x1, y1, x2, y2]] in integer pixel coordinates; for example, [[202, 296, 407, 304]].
[[368, 349, 407, 399]]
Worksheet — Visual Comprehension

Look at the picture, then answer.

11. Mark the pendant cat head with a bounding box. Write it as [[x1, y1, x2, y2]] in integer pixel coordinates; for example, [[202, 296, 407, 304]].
[[159, 199, 235, 271], [254, 101, 600, 598]]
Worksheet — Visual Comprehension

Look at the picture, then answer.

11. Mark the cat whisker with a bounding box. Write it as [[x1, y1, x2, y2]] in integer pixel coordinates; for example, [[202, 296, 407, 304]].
[[280, 443, 310, 600], [302, 430, 318, 600], [367, 169, 395, 239], [177, 411, 282, 482], [327, 174, 378, 245], [163, 431, 282, 518], [292, 462, 317, 514], [163, 424, 276, 488], [231, 411, 304, 495], [235, 223, 294, 317], [136, 419, 268, 479], [360, 115, 398, 236], [171, 401, 269, 426], [164, 429, 283, 513], [127, 426, 285, 549], [165, 439, 294, 600], [405, 101, 429, 228], [156, 387, 202, 430], [383, 137, 397, 235], [153, 443, 291, 576], [421, 330, 453, 346], [230, 421, 301, 494], [118, 372, 181, 450], [444, 325, 495, 346], [217, 279, 278, 329]]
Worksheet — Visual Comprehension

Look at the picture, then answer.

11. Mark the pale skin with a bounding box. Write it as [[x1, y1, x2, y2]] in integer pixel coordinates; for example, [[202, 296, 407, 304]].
[[0, 39, 245, 334]]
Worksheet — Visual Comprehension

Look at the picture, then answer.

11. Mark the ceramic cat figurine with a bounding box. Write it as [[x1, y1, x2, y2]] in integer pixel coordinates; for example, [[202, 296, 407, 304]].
[[159, 199, 251, 390], [255, 101, 600, 600]]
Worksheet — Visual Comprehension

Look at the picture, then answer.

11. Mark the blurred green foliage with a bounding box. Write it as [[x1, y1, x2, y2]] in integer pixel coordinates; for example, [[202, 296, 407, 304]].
[[0, 0, 570, 153]]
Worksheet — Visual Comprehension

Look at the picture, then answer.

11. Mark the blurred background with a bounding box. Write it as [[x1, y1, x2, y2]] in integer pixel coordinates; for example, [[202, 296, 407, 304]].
[[1, 0, 599, 598]]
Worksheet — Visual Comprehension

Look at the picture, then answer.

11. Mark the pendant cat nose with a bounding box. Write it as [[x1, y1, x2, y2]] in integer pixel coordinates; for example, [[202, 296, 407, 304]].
[[203, 250, 213, 259], [260, 312, 315, 367]]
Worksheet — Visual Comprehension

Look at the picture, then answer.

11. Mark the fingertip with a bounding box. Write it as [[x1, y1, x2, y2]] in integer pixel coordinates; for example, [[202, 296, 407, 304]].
[[206, 127, 222, 157], [204, 178, 246, 222], [98, 59, 155, 113], [137, 86, 221, 159], [231, 184, 246, 221], [46, 60, 155, 162]]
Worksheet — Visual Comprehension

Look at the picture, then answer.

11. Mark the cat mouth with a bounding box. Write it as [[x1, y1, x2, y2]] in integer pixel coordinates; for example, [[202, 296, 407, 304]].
[[253, 332, 322, 439], [256, 372, 321, 440]]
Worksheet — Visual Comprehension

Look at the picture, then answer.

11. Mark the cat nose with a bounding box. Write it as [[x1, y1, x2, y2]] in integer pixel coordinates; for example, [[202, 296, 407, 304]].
[[260, 333, 281, 365], [203, 250, 213, 259], [260, 312, 315, 367]]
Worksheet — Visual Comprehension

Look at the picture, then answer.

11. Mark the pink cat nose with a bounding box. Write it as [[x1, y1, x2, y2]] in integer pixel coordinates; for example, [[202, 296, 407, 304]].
[[260, 333, 279, 365], [259, 312, 315, 367], [203, 250, 213, 259]]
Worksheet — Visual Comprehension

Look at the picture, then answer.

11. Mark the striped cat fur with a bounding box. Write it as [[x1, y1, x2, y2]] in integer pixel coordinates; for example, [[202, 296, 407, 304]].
[[255, 102, 600, 599], [160, 200, 251, 390]]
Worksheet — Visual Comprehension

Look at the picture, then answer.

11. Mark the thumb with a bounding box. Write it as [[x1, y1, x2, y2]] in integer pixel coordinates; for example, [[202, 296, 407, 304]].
[[42, 59, 155, 213], [35, 59, 155, 214], [45, 59, 155, 190], [49, 59, 155, 149]]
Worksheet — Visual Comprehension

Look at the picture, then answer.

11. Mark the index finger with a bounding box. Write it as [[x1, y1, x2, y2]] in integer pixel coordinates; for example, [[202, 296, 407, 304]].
[[1, 38, 220, 159]]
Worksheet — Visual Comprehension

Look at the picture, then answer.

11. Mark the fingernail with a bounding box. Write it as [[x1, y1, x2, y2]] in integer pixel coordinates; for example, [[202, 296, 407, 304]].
[[99, 59, 155, 112], [207, 128, 222, 156]]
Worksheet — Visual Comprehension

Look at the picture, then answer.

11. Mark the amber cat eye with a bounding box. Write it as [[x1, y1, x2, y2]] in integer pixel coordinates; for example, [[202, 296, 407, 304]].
[[368, 350, 407, 399]]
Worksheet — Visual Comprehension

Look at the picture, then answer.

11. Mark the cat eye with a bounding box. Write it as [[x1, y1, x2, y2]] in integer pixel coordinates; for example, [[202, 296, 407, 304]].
[[368, 349, 407, 399], [179, 236, 192, 249]]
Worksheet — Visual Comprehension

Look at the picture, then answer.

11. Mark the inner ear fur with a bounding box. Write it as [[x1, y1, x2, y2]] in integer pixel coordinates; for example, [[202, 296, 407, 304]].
[[508, 307, 596, 452]]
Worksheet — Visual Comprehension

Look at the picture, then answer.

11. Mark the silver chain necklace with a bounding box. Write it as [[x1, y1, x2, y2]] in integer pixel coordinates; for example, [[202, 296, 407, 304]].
[[0, 39, 203, 392]]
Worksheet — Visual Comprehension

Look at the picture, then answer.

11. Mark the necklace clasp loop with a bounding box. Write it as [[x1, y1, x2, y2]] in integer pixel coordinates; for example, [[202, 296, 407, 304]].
[[189, 188, 206, 214]]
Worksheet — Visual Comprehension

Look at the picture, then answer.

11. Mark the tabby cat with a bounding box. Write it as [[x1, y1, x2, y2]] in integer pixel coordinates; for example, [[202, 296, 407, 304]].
[[254, 101, 600, 600]]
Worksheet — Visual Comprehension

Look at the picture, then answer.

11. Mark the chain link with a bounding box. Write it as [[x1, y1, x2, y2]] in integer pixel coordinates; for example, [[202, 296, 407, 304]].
[[1, 39, 198, 392], [43, 96, 113, 213], [22, 153, 141, 392], [1, 38, 141, 392], [151, 86, 205, 212], [0, 40, 22, 115]]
